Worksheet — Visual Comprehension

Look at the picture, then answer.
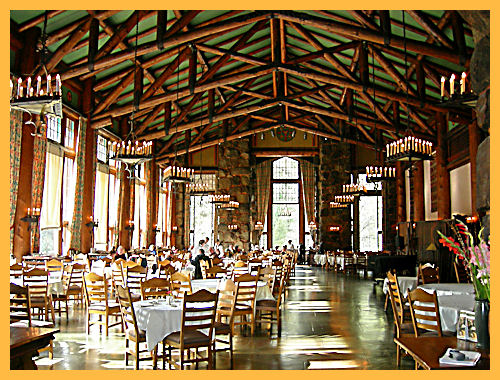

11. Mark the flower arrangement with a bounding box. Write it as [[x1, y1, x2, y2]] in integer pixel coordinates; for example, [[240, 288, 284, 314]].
[[437, 220, 490, 302]]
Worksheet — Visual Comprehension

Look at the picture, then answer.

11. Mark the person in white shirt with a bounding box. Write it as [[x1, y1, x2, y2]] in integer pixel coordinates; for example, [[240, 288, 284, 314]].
[[288, 240, 295, 252], [202, 237, 211, 253]]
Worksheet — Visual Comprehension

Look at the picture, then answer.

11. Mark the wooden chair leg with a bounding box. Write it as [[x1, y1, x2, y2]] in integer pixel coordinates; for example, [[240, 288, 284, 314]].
[[229, 333, 233, 369], [180, 347, 184, 370], [105, 313, 109, 336], [207, 345, 213, 370], [384, 293, 389, 311], [396, 346, 401, 366], [125, 340, 129, 366], [135, 341, 139, 370]]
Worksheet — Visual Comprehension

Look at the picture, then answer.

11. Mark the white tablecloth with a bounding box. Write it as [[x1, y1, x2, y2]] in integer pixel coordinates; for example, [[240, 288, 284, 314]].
[[191, 279, 274, 301], [336, 255, 358, 271], [414, 294, 475, 333], [11, 275, 64, 296], [135, 300, 183, 350], [313, 254, 327, 266], [382, 276, 418, 297], [419, 283, 475, 297]]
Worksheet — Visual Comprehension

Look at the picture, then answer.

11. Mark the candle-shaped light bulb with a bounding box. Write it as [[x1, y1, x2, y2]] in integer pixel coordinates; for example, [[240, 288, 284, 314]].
[[26, 77, 31, 96], [450, 74, 455, 96], [461, 72, 466, 94], [29, 87, 33, 97], [36, 76, 41, 96], [441, 76, 445, 98], [17, 78, 22, 98], [47, 74, 51, 95], [10, 80, 13, 99], [56, 74, 61, 95]]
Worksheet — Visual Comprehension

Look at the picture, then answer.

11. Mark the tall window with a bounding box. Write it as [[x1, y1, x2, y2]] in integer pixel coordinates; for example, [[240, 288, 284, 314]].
[[132, 164, 147, 248], [358, 174, 383, 251], [189, 173, 216, 247], [271, 157, 300, 248], [40, 115, 78, 255]]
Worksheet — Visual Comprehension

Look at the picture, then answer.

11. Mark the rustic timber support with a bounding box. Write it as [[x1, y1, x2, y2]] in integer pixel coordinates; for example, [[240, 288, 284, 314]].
[[412, 160, 425, 221], [435, 112, 451, 219]]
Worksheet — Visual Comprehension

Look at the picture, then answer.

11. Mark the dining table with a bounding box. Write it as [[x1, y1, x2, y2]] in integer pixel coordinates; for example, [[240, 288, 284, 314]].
[[394, 336, 489, 369], [313, 254, 327, 266], [382, 276, 418, 297]]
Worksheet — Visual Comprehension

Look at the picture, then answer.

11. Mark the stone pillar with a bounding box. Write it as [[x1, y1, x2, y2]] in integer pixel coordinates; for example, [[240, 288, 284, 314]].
[[318, 139, 351, 251], [217, 139, 251, 251], [383, 179, 397, 251], [412, 161, 425, 221], [459, 11, 490, 235], [435, 112, 451, 219], [146, 158, 158, 246]]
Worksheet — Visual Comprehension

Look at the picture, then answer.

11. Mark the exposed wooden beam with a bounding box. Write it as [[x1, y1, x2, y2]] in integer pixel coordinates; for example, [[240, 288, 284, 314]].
[[407, 10, 453, 49]]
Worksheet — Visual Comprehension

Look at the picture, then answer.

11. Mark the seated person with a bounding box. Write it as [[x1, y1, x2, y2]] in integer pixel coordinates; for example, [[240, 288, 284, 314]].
[[113, 245, 127, 261], [189, 248, 210, 279]]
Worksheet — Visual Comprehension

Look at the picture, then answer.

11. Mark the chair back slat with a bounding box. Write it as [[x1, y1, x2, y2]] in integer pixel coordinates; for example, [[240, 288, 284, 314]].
[[407, 288, 442, 336], [10, 283, 31, 325], [140, 277, 171, 299], [181, 289, 218, 334], [171, 271, 192, 299]]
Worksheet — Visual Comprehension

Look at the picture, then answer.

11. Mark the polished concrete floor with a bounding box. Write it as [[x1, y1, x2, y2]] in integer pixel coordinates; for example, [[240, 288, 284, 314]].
[[34, 266, 415, 370]]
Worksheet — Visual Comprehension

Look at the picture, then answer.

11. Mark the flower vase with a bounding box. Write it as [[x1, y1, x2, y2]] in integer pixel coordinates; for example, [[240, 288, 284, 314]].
[[474, 299, 490, 349]]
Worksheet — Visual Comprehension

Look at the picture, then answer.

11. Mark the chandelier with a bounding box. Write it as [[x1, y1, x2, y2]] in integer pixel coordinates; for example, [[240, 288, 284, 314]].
[[10, 74, 63, 118], [440, 72, 477, 108], [330, 202, 348, 209], [111, 16, 152, 168], [228, 224, 239, 231], [254, 221, 264, 230], [210, 193, 230, 204], [328, 225, 341, 232], [220, 201, 239, 210], [186, 181, 211, 195], [10, 14, 62, 119], [333, 195, 355, 204], [366, 166, 396, 182], [342, 183, 367, 195], [385, 136, 434, 162], [163, 165, 194, 183]]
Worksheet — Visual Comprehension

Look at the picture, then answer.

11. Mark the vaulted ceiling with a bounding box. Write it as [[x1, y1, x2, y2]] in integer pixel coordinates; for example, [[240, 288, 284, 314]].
[[10, 10, 475, 165]]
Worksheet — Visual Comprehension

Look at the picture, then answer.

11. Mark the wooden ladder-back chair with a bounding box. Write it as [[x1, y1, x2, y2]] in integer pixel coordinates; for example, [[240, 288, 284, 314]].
[[67, 263, 86, 306], [116, 285, 159, 369], [164, 289, 219, 370], [170, 272, 192, 299], [231, 273, 259, 335], [83, 272, 122, 336], [10, 263, 23, 280], [124, 265, 147, 301], [205, 266, 227, 279], [200, 259, 211, 279], [45, 259, 64, 276], [407, 288, 443, 337], [454, 260, 470, 283], [255, 273, 285, 337], [418, 263, 440, 285], [140, 278, 171, 300], [10, 283, 54, 358], [213, 284, 234, 369], [52, 264, 73, 318], [386, 271, 413, 366], [258, 266, 276, 292], [159, 263, 177, 280], [22, 268, 55, 324]]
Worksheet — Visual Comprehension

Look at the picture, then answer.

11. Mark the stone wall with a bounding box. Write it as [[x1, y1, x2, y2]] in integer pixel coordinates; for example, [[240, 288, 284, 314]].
[[458, 11, 490, 237], [318, 140, 352, 250], [216, 139, 252, 251]]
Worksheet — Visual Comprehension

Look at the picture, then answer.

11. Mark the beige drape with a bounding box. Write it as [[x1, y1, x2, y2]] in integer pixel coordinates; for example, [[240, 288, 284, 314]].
[[255, 160, 272, 237], [299, 159, 316, 224]]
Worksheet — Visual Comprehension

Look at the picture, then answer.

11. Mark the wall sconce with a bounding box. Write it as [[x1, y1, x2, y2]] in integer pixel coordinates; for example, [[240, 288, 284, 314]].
[[125, 220, 134, 231], [85, 216, 99, 228], [171, 225, 178, 233], [328, 225, 340, 232], [254, 221, 264, 230], [152, 224, 160, 233]]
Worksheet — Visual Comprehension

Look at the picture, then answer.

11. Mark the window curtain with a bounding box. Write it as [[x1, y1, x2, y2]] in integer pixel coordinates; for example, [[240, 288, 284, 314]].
[[93, 164, 109, 249], [31, 121, 48, 253], [10, 110, 23, 253], [255, 160, 272, 240], [157, 191, 166, 246], [299, 159, 316, 224], [70, 118, 87, 251], [62, 156, 77, 255], [109, 169, 120, 248], [40, 146, 64, 228]]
